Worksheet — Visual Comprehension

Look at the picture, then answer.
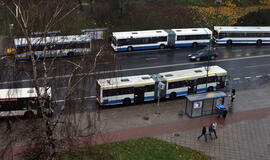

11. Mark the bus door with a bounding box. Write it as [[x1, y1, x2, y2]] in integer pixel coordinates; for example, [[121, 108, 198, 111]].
[[134, 87, 145, 103], [188, 80, 197, 94], [165, 29, 176, 48]]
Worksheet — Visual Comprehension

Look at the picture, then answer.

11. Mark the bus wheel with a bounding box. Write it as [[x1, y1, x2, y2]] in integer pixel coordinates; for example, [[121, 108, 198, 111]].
[[210, 56, 215, 60], [196, 57, 200, 61], [68, 52, 74, 57], [256, 40, 262, 45], [192, 43, 198, 48], [127, 47, 133, 52], [170, 92, 176, 100], [207, 86, 214, 92], [226, 40, 232, 46], [24, 111, 34, 119], [160, 44, 165, 49], [123, 98, 131, 106]]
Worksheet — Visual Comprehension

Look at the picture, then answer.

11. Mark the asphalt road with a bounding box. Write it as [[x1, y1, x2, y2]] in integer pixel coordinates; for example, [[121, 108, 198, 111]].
[[1, 44, 270, 111]]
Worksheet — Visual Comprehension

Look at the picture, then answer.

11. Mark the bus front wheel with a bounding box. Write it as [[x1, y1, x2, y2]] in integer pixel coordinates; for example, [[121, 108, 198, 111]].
[[123, 98, 131, 106], [207, 86, 214, 92], [127, 47, 133, 52], [192, 43, 198, 48], [68, 52, 74, 57], [170, 92, 176, 100], [256, 40, 262, 45], [226, 40, 232, 46], [160, 44, 165, 49]]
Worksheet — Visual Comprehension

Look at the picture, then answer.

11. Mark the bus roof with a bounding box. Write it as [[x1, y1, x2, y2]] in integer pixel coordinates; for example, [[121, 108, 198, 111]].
[[0, 87, 51, 99], [97, 75, 155, 89], [171, 28, 212, 35], [214, 26, 270, 33], [14, 35, 91, 47], [160, 66, 227, 82], [112, 30, 168, 39]]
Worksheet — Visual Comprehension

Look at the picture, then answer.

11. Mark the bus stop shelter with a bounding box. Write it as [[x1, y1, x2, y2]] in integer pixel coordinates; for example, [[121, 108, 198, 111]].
[[185, 91, 227, 118]]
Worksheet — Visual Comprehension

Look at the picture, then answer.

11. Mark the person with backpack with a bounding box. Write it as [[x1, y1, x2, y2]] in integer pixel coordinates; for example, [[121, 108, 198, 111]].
[[197, 126, 207, 142]]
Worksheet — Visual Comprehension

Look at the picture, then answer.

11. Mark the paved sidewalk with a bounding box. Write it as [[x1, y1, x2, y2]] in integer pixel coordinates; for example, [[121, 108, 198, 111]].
[[158, 115, 270, 160]]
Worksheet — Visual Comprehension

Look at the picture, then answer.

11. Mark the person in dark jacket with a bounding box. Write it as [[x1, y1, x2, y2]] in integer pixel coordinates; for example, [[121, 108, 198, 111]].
[[208, 124, 213, 140], [197, 126, 207, 142], [222, 109, 228, 120], [231, 89, 236, 103]]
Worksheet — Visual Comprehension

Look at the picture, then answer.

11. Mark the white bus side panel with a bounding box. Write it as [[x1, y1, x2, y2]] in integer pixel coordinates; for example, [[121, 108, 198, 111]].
[[113, 42, 168, 52], [197, 82, 217, 93], [174, 40, 210, 47], [101, 94, 134, 106], [166, 87, 189, 98]]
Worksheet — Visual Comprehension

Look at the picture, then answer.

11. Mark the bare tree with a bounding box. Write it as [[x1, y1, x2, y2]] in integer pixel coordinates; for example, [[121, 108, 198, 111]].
[[0, 0, 118, 160]]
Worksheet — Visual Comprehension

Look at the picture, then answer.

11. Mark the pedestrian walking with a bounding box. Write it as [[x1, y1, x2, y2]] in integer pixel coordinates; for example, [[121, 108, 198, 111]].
[[208, 124, 213, 140], [197, 126, 207, 142], [212, 122, 218, 139], [6, 118, 11, 133], [222, 109, 228, 120], [231, 89, 236, 103]]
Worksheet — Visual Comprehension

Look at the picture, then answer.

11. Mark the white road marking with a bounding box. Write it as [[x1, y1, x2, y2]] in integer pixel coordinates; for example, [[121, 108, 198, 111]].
[[233, 78, 240, 80], [244, 77, 251, 79], [55, 96, 95, 103], [145, 57, 158, 60], [256, 75, 263, 78], [245, 63, 270, 68], [267, 74, 270, 76], [2, 53, 270, 85]]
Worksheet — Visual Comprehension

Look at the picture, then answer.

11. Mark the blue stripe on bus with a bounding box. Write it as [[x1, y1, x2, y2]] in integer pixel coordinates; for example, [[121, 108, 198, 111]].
[[144, 96, 154, 101], [16, 41, 91, 47], [16, 52, 88, 60], [116, 45, 160, 51], [217, 40, 270, 43], [165, 91, 188, 98], [174, 42, 209, 47], [220, 31, 270, 33], [101, 100, 123, 106]]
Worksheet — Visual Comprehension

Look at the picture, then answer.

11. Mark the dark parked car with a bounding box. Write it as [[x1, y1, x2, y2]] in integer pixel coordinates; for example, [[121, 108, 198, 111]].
[[188, 47, 219, 61]]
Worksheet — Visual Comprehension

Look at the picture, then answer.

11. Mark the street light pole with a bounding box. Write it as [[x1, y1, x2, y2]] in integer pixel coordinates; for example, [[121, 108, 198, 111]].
[[216, 0, 222, 24], [9, 24, 13, 38], [206, 38, 212, 91]]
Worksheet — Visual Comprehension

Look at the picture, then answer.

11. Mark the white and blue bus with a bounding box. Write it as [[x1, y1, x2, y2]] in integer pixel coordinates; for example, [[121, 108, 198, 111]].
[[111, 28, 212, 52], [214, 26, 270, 45], [170, 28, 212, 48], [96, 65, 227, 106], [111, 30, 169, 52], [0, 87, 52, 118], [13, 35, 92, 60]]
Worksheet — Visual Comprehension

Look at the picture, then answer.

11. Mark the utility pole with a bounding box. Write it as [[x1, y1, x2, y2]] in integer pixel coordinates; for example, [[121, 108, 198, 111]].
[[216, 0, 222, 25]]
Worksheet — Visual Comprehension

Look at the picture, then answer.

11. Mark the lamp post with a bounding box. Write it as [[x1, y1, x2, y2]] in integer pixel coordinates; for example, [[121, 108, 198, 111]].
[[9, 24, 14, 38], [216, 0, 222, 24]]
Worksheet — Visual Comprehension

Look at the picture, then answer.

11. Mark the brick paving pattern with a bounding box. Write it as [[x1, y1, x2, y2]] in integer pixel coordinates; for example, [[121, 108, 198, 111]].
[[157, 115, 270, 160]]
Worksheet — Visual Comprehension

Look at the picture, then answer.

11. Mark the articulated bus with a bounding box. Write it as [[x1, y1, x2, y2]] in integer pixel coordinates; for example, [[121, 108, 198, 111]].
[[111, 28, 212, 52], [12, 35, 91, 60], [214, 26, 270, 45], [96, 65, 227, 106], [0, 87, 52, 118]]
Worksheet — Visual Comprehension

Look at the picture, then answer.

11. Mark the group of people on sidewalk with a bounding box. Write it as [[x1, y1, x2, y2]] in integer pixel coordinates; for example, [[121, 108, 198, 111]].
[[197, 122, 218, 142]]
